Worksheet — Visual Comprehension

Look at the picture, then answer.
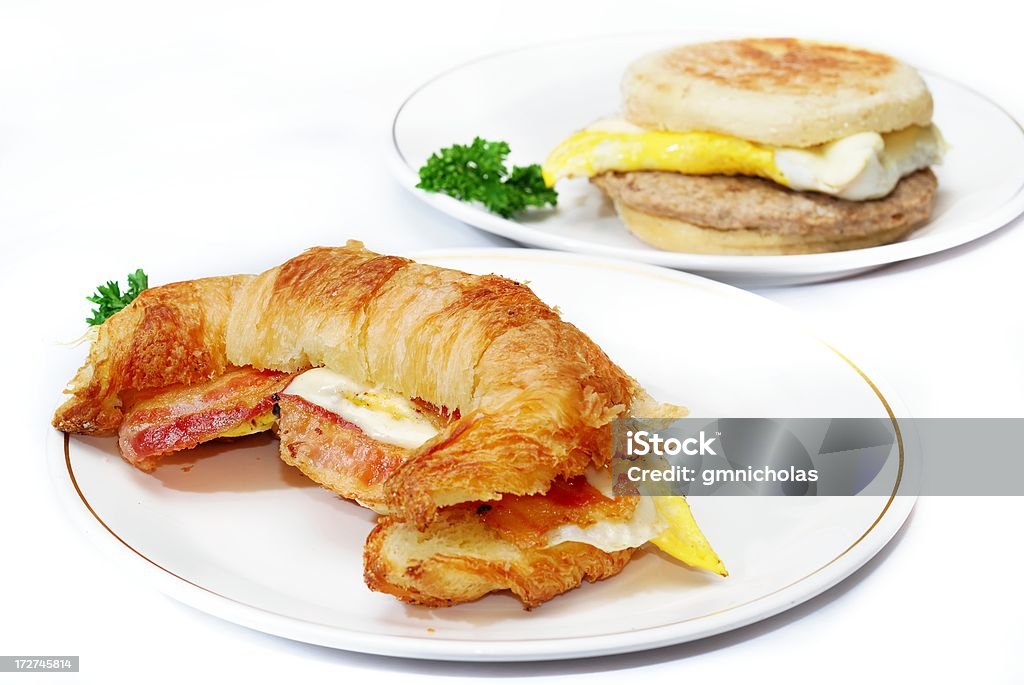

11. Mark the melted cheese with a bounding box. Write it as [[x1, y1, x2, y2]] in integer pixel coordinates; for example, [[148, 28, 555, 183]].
[[543, 117, 945, 201], [217, 410, 277, 438], [283, 367, 439, 449]]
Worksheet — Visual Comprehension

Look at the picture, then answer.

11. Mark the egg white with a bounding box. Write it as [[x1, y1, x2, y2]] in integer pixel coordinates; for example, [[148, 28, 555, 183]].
[[283, 367, 439, 449]]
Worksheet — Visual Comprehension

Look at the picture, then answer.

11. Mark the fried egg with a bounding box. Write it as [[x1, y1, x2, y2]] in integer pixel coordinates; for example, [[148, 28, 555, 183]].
[[543, 117, 945, 201], [548, 468, 727, 575]]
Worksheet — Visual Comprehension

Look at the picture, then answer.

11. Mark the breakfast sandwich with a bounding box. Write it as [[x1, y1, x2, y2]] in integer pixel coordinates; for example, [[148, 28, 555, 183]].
[[54, 241, 725, 608], [543, 38, 946, 255]]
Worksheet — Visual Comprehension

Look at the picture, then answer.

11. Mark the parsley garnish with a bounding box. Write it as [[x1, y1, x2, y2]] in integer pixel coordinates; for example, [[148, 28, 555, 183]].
[[86, 269, 149, 326], [416, 137, 557, 218]]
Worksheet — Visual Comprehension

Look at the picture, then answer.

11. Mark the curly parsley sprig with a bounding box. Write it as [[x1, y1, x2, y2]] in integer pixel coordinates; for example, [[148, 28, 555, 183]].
[[86, 269, 149, 326], [416, 137, 557, 218]]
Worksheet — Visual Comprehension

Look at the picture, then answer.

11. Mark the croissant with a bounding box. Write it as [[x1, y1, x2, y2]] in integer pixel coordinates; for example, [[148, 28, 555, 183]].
[[54, 275, 250, 436], [364, 508, 635, 609], [56, 241, 652, 522], [55, 242, 714, 608]]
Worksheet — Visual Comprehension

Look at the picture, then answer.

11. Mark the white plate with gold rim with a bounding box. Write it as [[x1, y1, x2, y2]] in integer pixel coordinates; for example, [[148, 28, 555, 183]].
[[50, 248, 915, 661], [389, 34, 1024, 287]]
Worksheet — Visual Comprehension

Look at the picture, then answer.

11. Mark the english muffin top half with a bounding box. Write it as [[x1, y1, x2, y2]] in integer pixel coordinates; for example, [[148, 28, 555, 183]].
[[622, 38, 933, 148]]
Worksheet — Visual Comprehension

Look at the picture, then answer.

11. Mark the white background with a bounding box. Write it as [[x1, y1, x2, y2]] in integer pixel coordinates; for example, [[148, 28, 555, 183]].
[[2, 0, 1022, 682]]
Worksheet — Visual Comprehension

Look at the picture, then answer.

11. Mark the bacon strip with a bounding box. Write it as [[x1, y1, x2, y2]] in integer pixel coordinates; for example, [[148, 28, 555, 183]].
[[118, 367, 294, 470], [276, 394, 413, 513]]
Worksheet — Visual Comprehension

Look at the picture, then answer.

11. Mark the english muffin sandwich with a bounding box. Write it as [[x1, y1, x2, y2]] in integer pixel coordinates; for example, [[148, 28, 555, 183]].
[[542, 38, 946, 255]]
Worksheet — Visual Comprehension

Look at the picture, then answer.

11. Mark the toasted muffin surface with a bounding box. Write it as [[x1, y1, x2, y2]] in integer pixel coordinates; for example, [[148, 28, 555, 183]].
[[623, 38, 933, 147]]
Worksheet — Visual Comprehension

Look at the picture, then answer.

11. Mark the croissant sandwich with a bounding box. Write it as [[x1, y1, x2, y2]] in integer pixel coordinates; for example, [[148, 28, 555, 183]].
[[55, 241, 724, 608]]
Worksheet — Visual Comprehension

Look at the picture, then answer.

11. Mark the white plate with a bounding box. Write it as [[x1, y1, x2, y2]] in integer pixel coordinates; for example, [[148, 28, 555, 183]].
[[390, 33, 1024, 287], [51, 249, 915, 661]]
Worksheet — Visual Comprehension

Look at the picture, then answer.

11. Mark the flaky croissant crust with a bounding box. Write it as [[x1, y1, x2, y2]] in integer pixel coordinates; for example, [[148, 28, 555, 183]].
[[55, 241, 648, 525], [53, 274, 250, 435]]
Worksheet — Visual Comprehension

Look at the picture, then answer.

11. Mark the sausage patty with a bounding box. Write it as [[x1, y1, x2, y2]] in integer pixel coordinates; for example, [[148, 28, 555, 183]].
[[592, 168, 937, 240]]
